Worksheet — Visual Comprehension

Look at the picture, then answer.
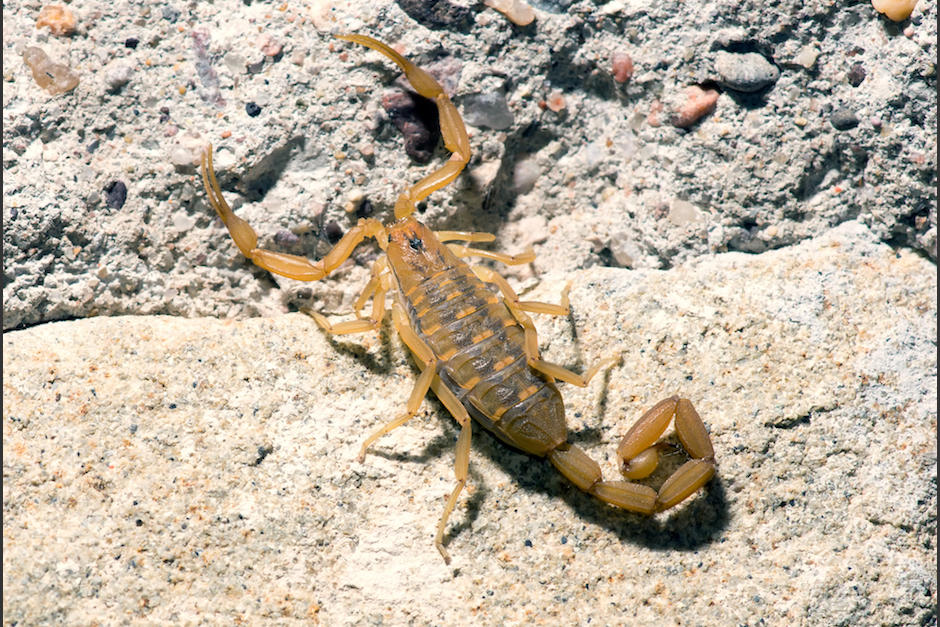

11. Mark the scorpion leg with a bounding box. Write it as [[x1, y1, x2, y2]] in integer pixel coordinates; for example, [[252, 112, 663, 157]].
[[428, 377, 472, 565], [447, 242, 536, 266], [357, 302, 472, 564], [435, 230, 496, 244], [201, 145, 388, 281], [357, 303, 439, 461], [337, 34, 471, 220], [472, 266, 614, 382], [308, 258, 393, 335]]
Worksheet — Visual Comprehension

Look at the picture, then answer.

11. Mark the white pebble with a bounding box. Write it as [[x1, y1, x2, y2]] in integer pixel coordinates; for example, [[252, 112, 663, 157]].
[[462, 92, 514, 130], [668, 199, 704, 226], [512, 158, 540, 194], [103, 61, 134, 92], [173, 213, 197, 232]]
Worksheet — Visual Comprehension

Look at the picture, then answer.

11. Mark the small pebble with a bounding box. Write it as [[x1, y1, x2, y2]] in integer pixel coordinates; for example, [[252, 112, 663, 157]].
[[483, 0, 536, 26], [224, 53, 247, 75], [324, 221, 343, 244], [36, 5, 76, 36], [245, 102, 262, 117], [512, 158, 540, 194], [610, 234, 643, 267], [158, 106, 170, 123], [104, 61, 134, 92], [714, 51, 780, 92], [668, 199, 703, 226], [871, 0, 917, 21], [793, 44, 820, 70], [172, 214, 196, 232], [22, 47, 79, 95], [162, 6, 180, 21], [258, 33, 283, 58], [274, 230, 300, 246], [124, 38, 139, 49], [611, 51, 634, 84], [105, 181, 128, 209], [647, 100, 664, 127], [546, 91, 566, 113], [847, 63, 866, 87], [462, 92, 514, 130], [671, 85, 719, 128], [830, 107, 859, 130], [381, 91, 440, 163], [168, 133, 204, 166]]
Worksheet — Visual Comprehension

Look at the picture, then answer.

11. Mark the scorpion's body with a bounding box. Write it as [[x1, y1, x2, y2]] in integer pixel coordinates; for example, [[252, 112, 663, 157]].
[[388, 217, 566, 457], [200, 33, 716, 564]]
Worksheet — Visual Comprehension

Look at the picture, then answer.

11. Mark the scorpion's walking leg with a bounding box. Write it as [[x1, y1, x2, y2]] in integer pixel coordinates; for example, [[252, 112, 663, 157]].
[[357, 303, 440, 461], [337, 34, 471, 220], [447, 242, 536, 266], [308, 258, 393, 335], [356, 302, 472, 563], [472, 266, 615, 381], [435, 230, 496, 244], [201, 145, 388, 281], [428, 376, 472, 565]]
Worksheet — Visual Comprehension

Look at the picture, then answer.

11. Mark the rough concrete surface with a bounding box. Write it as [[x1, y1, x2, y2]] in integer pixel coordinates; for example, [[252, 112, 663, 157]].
[[2, 0, 936, 330], [2, 0, 937, 625], [4, 222, 937, 624]]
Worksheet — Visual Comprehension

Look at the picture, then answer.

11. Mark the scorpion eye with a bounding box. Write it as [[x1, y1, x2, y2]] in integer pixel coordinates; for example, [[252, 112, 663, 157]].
[[409, 236, 424, 251]]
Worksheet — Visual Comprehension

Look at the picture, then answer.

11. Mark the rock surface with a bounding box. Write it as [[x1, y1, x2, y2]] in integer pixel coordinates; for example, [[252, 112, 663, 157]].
[[4, 222, 936, 625], [2, 0, 936, 330]]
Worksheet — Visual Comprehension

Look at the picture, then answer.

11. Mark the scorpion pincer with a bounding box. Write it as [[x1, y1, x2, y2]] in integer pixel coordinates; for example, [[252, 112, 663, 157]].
[[200, 33, 716, 564]]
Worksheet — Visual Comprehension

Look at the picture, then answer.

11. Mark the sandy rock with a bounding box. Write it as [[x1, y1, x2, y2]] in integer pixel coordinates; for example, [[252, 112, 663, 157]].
[[4, 221, 935, 625]]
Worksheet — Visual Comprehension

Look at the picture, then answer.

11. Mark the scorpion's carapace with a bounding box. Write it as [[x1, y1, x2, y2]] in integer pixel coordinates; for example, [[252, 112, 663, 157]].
[[200, 33, 716, 565]]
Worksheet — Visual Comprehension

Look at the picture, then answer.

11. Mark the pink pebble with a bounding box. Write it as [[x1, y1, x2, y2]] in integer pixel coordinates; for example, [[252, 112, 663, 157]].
[[611, 51, 634, 83], [671, 85, 719, 128]]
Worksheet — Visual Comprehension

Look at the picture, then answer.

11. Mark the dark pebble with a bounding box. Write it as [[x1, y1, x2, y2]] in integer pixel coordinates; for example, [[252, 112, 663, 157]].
[[274, 229, 300, 246], [105, 181, 128, 209], [381, 91, 439, 163], [245, 102, 262, 117], [396, 0, 474, 29], [847, 63, 866, 87], [324, 221, 343, 243], [159, 106, 170, 123], [355, 198, 374, 219], [714, 51, 780, 93], [124, 38, 139, 49], [830, 108, 859, 130]]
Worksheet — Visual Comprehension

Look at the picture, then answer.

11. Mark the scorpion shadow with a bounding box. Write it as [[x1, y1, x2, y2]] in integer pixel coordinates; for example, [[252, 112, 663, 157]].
[[313, 304, 730, 551], [364, 383, 730, 553], [465, 411, 731, 552]]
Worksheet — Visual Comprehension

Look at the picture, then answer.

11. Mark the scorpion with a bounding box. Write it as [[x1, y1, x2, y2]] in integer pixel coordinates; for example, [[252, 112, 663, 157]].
[[200, 34, 716, 564]]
